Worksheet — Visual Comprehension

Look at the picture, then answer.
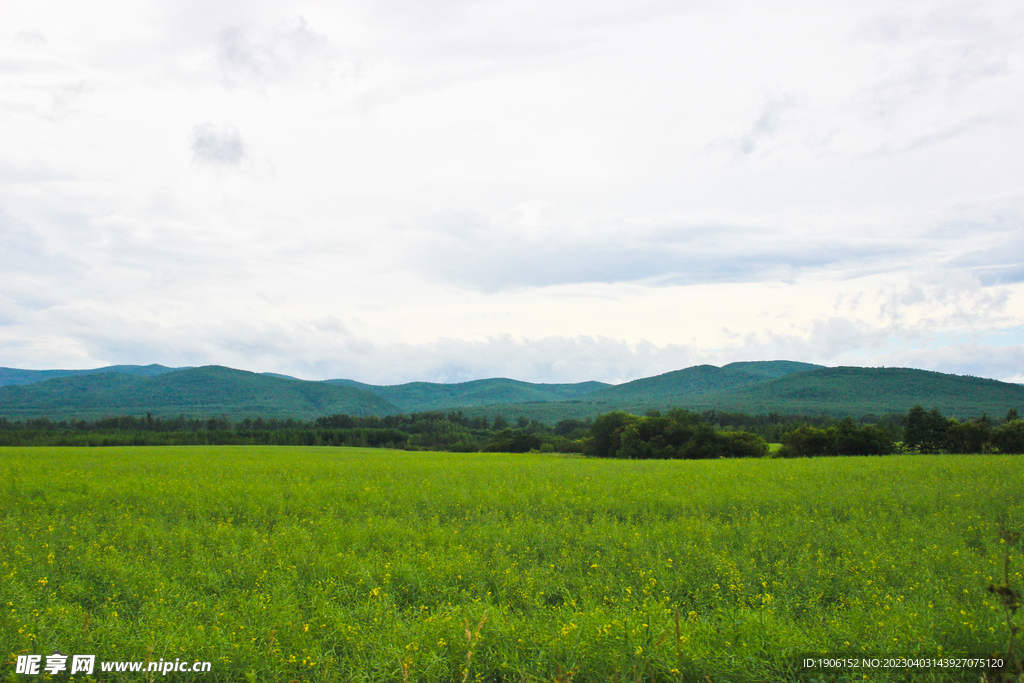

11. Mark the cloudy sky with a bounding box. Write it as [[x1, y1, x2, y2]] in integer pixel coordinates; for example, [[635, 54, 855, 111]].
[[2, 0, 1023, 384]]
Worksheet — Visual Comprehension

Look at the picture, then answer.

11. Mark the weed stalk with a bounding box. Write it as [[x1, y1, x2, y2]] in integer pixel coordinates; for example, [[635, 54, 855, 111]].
[[461, 611, 488, 683], [988, 521, 1022, 675]]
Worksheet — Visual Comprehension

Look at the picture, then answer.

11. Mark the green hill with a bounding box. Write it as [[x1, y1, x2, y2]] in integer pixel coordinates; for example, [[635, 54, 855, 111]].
[[324, 377, 609, 412], [718, 360, 824, 380], [324, 361, 816, 414], [0, 361, 1019, 423], [454, 365, 1024, 422], [585, 360, 821, 404], [692, 366, 1024, 418], [0, 364, 182, 387], [0, 366, 399, 420]]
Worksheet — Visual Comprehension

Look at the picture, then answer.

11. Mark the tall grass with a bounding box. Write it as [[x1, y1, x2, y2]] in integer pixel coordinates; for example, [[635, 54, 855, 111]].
[[1, 446, 1021, 681]]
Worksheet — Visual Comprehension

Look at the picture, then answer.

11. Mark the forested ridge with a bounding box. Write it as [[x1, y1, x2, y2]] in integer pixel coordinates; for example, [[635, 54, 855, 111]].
[[3, 361, 1023, 421]]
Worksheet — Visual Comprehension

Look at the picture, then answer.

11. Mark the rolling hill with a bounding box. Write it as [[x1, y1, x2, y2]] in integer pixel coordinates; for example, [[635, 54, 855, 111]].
[[0, 366, 398, 420], [582, 361, 822, 404], [694, 366, 1024, 417], [455, 366, 1024, 422], [0, 364, 182, 387], [325, 377, 609, 412], [0, 361, 1020, 422]]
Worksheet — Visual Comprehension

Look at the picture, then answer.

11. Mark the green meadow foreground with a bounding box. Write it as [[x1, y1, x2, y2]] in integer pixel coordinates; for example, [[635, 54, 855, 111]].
[[1, 447, 1022, 681]]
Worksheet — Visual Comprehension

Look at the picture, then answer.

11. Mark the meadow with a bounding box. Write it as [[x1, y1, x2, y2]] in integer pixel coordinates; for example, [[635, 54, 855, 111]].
[[1, 446, 1022, 682]]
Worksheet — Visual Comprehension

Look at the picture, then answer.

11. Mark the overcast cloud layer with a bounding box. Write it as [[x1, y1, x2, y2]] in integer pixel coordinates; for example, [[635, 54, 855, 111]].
[[2, 0, 1023, 384]]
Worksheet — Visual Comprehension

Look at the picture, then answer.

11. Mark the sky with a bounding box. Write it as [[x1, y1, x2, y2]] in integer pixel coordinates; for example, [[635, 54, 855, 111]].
[[2, 0, 1023, 385]]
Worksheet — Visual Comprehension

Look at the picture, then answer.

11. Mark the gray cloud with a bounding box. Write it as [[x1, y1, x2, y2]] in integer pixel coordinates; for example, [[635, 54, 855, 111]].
[[970, 265, 1024, 287], [878, 342, 1024, 384], [190, 123, 245, 166], [0, 159, 69, 184], [713, 93, 803, 156], [945, 230, 1024, 286], [399, 211, 917, 292], [869, 114, 1000, 156], [935, 200, 1024, 285], [215, 17, 338, 88], [364, 0, 687, 59], [0, 46, 91, 122], [14, 30, 46, 46], [854, 4, 1017, 120]]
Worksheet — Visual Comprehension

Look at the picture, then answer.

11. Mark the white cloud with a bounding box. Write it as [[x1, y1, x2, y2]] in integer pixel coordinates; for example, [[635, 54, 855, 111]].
[[1, 0, 1023, 387]]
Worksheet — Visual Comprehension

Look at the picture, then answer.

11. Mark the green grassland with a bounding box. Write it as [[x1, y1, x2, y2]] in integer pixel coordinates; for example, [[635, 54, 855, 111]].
[[2, 447, 1023, 682]]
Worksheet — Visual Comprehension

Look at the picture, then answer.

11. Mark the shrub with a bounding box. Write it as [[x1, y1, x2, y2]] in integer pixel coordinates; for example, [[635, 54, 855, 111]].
[[835, 419, 894, 456], [716, 430, 770, 458], [484, 429, 542, 453], [617, 414, 715, 459], [991, 419, 1024, 454], [587, 409, 766, 460], [944, 418, 991, 454], [780, 426, 836, 457], [780, 420, 895, 457]]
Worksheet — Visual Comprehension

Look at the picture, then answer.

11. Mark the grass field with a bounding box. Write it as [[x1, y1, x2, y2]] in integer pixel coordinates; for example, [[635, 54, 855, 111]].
[[1, 446, 1022, 682]]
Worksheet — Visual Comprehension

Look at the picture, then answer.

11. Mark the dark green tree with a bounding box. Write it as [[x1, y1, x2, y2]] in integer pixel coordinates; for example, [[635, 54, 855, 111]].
[[778, 426, 836, 457], [554, 418, 590, 438], [991, 419, 1024, 454], [589, 411, 634, 458], [903, 405, 951, 453], [484, 429, 541, 453], [590, 409, 765, 460], [617, 412, 712, 459], [944, 418, 991, 454], [835, 418, 895, 455], [715, 431, 770, 458]]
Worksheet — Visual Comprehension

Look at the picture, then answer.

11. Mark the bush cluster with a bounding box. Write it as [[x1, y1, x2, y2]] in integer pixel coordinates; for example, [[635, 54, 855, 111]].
[[776, 418, 895, 457], [903, 405, 1024, 454], [587, 409, 769, 459]]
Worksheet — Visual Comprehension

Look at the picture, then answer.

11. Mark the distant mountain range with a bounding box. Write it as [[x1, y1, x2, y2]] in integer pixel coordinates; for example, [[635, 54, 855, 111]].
[[324, 377, 610, 412], [0, 364, 183, 386], [0, 366, 394, 420], [0, 361, 1021, 422]]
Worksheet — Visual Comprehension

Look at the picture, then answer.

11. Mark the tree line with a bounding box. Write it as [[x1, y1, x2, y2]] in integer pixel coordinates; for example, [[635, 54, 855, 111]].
[[900, 405, 1024, 454], [0, 404, 1021, 456], [0, 412, 590, 451], [774, 406, 1024, 457]]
